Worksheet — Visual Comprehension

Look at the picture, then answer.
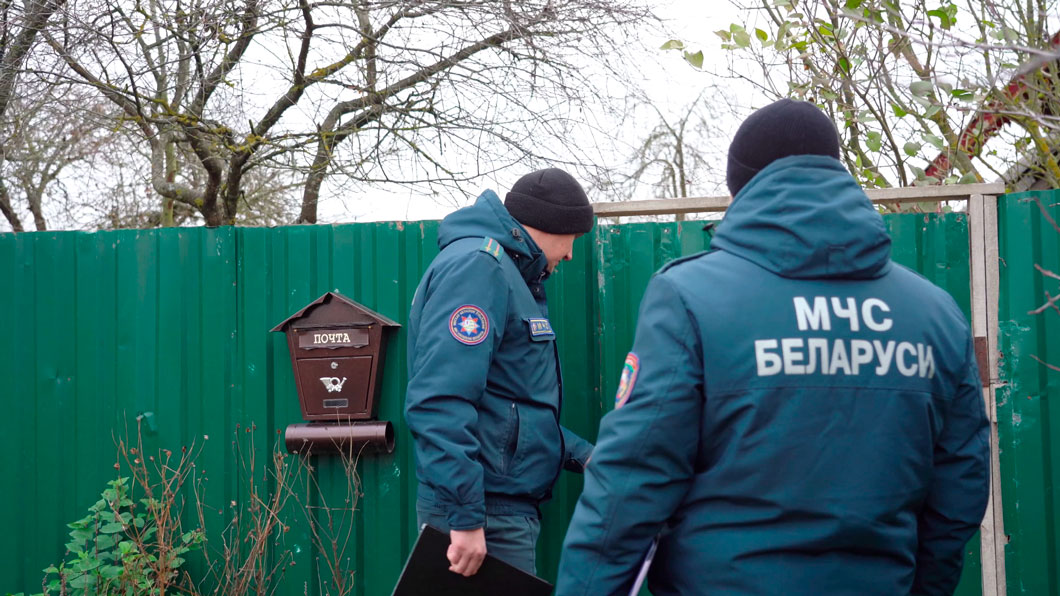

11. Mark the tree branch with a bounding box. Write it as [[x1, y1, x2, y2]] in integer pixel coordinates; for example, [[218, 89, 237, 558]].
[[189, 0, 261, 117], [0, 0, 66, 118]]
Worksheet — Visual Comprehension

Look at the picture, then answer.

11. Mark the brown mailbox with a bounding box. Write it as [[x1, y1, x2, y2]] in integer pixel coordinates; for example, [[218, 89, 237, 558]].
[[271, 291, 399, 454]]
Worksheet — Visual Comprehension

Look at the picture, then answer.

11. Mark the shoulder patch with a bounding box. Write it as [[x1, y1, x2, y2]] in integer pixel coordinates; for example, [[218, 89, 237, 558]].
[[658, 250, 713, 274], [479, 237, 504, 261], [614, 352, 640, 409], [450, 305, 489, 345]]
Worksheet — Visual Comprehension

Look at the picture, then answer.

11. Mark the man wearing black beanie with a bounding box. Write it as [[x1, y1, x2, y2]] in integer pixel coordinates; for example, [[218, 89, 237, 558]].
[[725, 98, 842, 197], [405, 168, 595, 580], [558, 100, 988, 596]]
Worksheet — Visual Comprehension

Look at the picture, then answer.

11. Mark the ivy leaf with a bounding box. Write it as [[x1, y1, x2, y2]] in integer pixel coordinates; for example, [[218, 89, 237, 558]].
[[845, 0, 863, 8], [714, 30, 732, 42], [866, 131, 882, 152], [660, 39, 686, 50], [892, 103, 908, 117], [922, 133, 945, 150], [924, 105, 942, 118], [775, 22, 791, 49], [911, 95, 934, 108], [100, 522, 125, 534], [959, 172, 979, 184], [732, 26, 752, 48], [910, 80, 934, 97], [756, 28, 769, 42], [683, 50, 704, 69], [904, 141, 922, 156], [839, 57, 851, 75], [927, 8, 953, 30], [68, 574, 97, 589], [950, 88, 974, 100]]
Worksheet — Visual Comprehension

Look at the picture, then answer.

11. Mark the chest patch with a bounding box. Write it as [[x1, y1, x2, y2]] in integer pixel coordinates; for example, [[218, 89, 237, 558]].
[[527, 317, 555, 339], [449, 305, 489, 345], [614, 352, 640, 409]]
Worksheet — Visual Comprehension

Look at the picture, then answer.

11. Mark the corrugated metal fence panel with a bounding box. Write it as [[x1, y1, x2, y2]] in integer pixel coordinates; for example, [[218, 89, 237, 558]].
[[239, 222, 440, 596], [996, 190, 1060, 595], [0, 228, 243, 592], [2, 213, 979, 595], [0, 223, 443, 595]]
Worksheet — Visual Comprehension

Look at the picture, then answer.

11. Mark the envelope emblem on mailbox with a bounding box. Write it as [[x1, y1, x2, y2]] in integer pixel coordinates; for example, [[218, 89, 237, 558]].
[[320, 377, 348, 393]]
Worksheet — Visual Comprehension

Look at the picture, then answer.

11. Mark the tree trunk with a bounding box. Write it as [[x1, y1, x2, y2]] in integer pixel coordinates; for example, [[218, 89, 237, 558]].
[[299, 129, 340, 224], [0, 179, 24, 232], [223, 152, 250, 224], [299, 106, 384, 224], [162, 142, 176, 227], [27, 189, 47, 231]]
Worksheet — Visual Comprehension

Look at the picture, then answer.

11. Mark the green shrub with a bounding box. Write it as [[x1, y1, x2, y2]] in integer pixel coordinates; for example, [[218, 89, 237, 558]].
[[39, 477, 203, 596]]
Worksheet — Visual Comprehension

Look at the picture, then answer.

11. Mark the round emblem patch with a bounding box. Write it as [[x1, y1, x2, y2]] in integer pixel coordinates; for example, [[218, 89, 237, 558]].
[[615, 352, 640, 409], [449, 305, 489, 345]]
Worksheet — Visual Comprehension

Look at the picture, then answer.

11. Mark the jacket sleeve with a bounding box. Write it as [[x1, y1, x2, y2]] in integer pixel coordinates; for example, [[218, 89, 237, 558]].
[[404, 252, 509, 531], [911, 332, 990, 595], [556, 274, 702, 595], [561, 426, 594, 473]]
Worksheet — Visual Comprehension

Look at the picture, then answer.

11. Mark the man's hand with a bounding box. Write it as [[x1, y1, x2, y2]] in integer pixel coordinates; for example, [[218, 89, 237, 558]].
[[448, 528, 487, 576]]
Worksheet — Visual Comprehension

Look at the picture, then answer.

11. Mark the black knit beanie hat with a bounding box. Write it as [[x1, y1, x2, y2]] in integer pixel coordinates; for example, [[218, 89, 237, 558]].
[[726, 99, 841, 197], [504, 168, 594, 235]]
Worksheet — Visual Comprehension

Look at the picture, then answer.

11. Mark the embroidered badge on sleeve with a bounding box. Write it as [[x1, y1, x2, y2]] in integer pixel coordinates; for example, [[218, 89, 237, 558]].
[[615, 352, 640, 409], [449, 305, 489, 345]]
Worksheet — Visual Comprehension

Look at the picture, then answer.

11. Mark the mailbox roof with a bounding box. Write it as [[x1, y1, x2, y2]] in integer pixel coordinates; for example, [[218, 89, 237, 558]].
[[270, 291, 400, 332]]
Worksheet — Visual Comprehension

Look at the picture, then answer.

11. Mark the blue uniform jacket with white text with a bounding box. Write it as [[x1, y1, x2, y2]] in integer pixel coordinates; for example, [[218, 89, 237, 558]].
[[556, 155, 990, 596], [405, 191, 593, 531]]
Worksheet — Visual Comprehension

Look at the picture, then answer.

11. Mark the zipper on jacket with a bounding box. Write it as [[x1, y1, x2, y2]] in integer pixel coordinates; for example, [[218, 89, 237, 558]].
[[551, 341, 565, 487], [503, 402, 519, 475]]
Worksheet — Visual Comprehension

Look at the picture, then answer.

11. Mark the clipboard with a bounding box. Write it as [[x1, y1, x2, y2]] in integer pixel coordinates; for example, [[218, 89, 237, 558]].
[[391, 525, 553, 596]]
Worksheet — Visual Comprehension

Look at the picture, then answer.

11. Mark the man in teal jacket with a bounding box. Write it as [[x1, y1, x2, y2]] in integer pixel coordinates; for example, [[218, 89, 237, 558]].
[[405, 168, 595, 577], [556, 100, 989, 595]]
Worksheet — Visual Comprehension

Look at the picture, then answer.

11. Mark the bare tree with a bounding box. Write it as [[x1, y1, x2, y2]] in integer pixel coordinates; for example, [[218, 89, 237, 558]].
[[600, 91, 729, 202], [0, 0, 68, 231], [34, 0, 654, 227], [0, 78, 118, 230]]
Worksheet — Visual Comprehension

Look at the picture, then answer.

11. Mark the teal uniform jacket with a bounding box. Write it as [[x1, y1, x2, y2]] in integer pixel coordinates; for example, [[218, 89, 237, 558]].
[[405, 191, 593, 531], [556, 155, 989, 595]]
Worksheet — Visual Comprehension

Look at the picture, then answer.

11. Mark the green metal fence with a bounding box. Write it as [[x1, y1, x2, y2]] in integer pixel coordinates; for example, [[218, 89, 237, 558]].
[[995, 190, 1060, 595], [1, 212, 982, 595]]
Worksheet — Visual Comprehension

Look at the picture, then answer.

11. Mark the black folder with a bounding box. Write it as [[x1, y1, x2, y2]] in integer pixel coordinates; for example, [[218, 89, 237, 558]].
[[391, 525, 554, 596]]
